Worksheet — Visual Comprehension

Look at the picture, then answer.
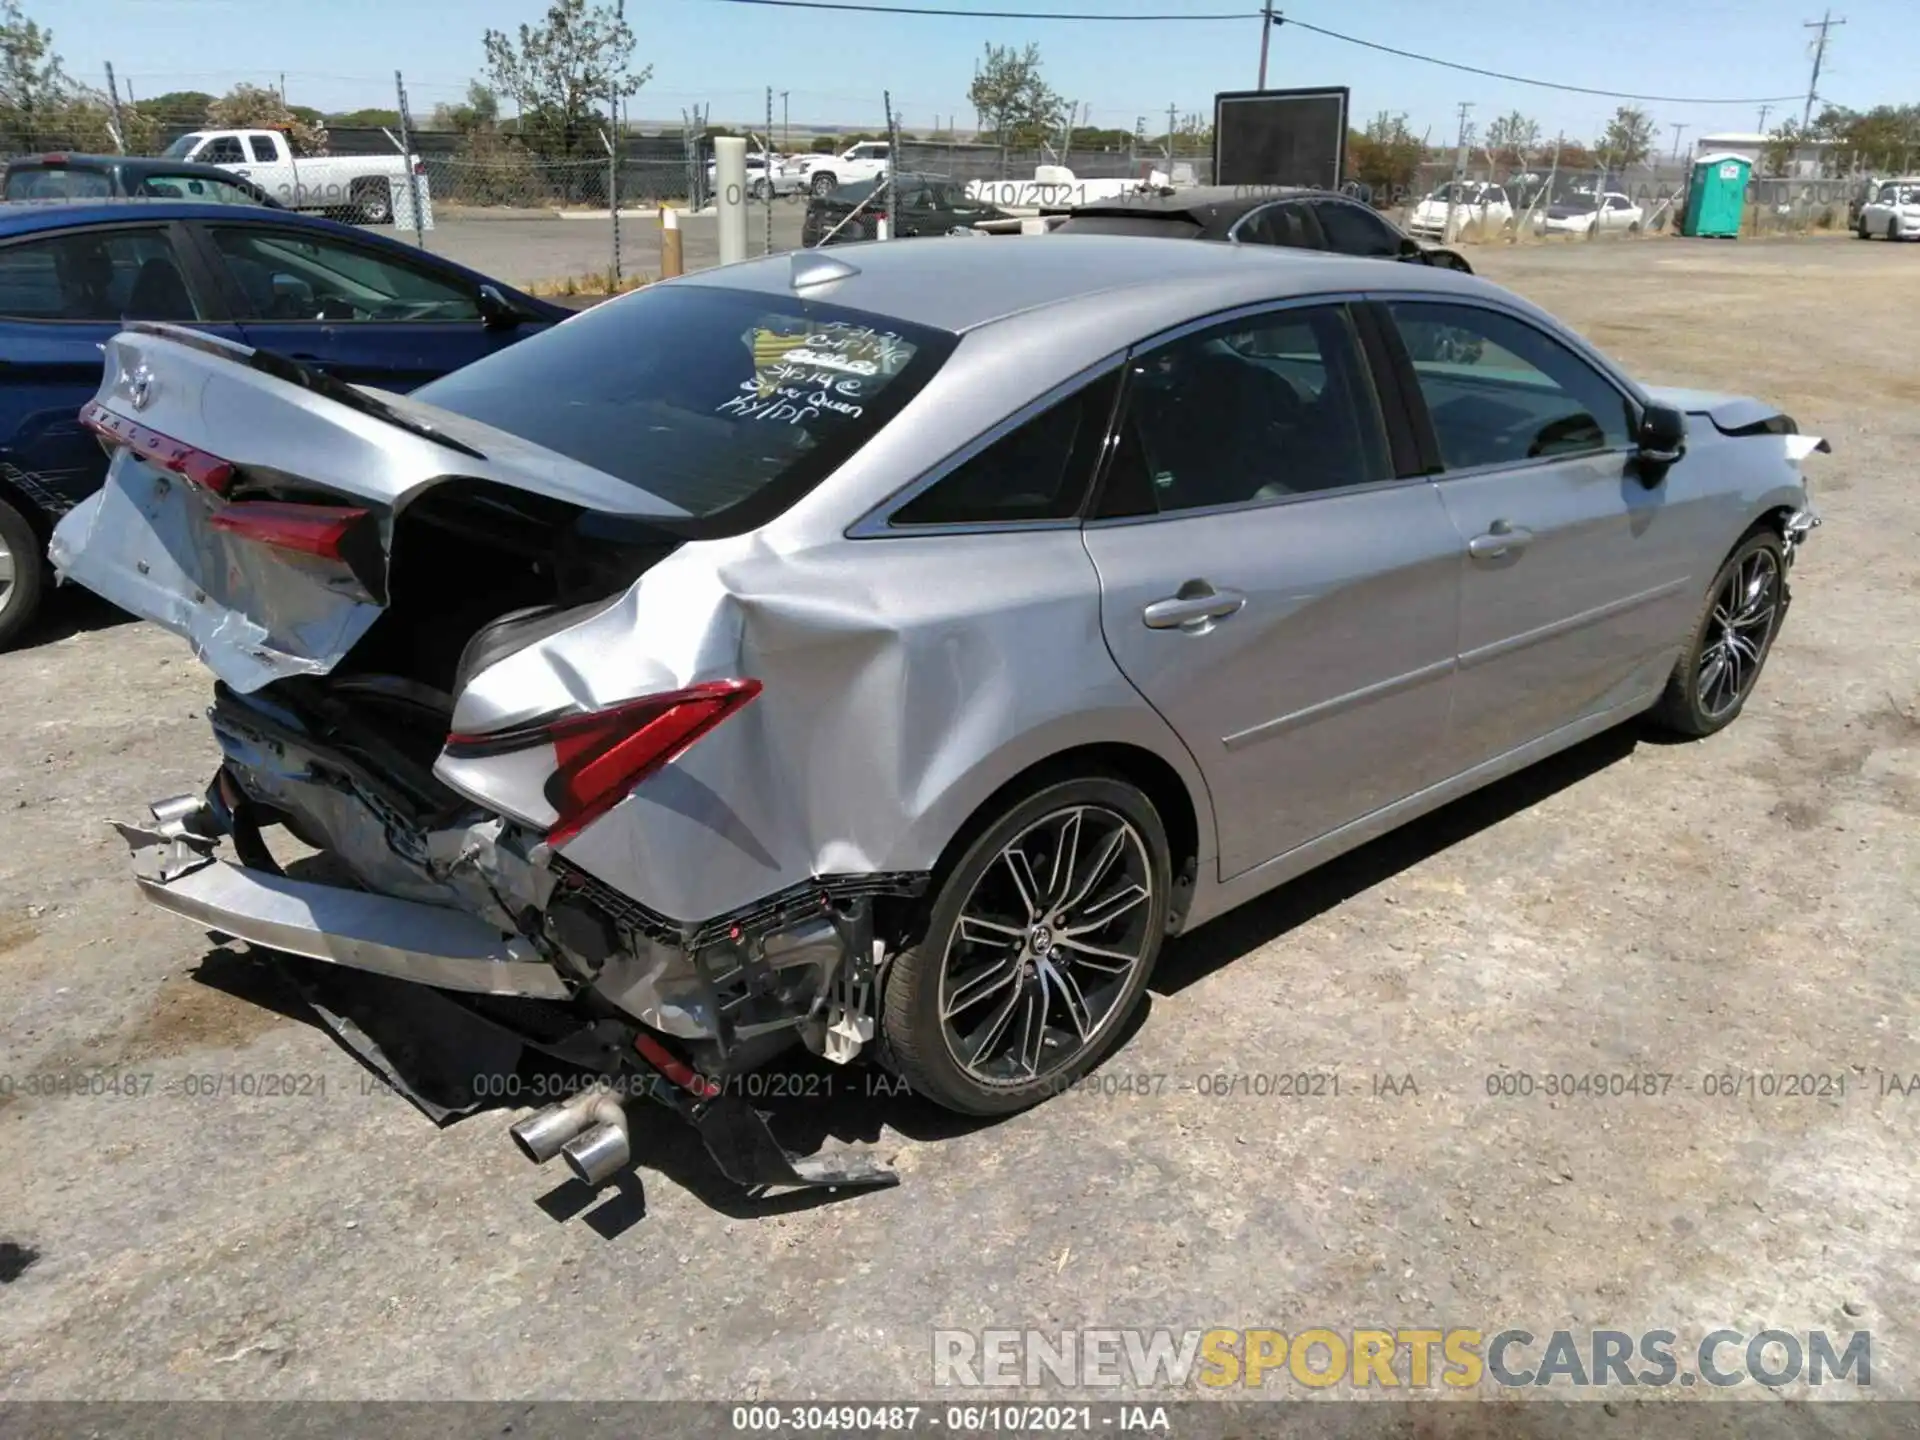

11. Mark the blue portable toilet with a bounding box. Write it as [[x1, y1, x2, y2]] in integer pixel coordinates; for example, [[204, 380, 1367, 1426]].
[[1682, 153, 1751, 238]]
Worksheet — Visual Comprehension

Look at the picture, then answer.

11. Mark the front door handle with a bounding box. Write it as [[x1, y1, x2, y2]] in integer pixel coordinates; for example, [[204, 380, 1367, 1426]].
[[1468, 520, 1535, 559], [1143, 582, 1246, 632]]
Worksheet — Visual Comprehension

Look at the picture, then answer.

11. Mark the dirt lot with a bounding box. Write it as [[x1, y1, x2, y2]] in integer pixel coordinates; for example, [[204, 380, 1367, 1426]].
[[1, 234, 1916, 1409]]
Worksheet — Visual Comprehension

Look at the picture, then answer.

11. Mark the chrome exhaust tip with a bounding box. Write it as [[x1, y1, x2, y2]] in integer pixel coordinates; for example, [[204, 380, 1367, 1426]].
[[561, 1121, 632, 1188], [511, 1102, 593, 1165]]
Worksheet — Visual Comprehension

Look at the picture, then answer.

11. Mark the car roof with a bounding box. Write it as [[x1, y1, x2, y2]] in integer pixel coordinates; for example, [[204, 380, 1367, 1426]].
[[5, 152, 230, 176], [683, 231, 1488, 335]]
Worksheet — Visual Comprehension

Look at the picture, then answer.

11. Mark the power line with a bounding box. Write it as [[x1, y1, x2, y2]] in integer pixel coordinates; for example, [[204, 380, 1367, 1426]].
[[698, 0, 1257, 18], [1273, 15, 1806, 105], [690, 0, 1811, 105]]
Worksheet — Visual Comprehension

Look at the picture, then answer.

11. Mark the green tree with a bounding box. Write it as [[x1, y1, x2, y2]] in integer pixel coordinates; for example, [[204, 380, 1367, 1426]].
[[968, 42, 1061, 158], [329, 107, 402, 129], [207, 82, 329, 154], [138, 89, 216, 126], [1347, 111, 1425, 196], [1483, 110, 1541, 176], [1596, 105, 1655, 171], [484, 0, 651, 160], [0, 0, 67, 148], [1809, 103, 1920, 175]]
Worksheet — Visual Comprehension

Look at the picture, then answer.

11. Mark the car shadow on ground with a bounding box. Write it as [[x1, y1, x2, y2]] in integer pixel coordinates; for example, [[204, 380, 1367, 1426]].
[[24, 587, 139, 647], [178, 719, 1647, 1232], [1151, 721, 1642, 996]]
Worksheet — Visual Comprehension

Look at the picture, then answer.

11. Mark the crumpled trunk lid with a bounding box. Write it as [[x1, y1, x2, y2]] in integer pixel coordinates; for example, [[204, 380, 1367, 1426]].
[[50, 324, 689, 694]]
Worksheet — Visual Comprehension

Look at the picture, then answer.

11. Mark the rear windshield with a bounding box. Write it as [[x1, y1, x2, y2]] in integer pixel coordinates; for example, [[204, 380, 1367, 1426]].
[[5, 166, 114, 201], [412, 284, 956, 534], [1055, 214, 1205, 240], [831, 178, 880, 204]]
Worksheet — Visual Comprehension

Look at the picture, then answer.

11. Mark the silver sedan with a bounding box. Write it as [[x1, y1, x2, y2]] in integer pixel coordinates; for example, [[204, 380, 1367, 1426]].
[[54, 236, 1823, 1189]]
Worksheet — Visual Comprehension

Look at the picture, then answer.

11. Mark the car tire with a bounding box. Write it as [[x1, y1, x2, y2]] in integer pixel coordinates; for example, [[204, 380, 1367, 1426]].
[[352, 178, 394, 225], [810, 171, 837, 198], [1856, 216, 1872, 238], [0, 496, 47, 653], [881, 774, 1172, 1116], [749, 177, 770, 202], [1647, 529, 1789, 739]]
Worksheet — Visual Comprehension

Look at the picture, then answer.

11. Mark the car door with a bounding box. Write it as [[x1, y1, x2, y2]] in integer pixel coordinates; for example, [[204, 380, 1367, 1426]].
[[1377, 297, 1703, 774], [1080, 301, 1462, 879], [188, 220, 527, 390], [0, 221, 239, 520]]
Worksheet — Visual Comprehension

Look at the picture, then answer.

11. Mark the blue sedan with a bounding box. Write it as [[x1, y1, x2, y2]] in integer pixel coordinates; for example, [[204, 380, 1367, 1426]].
[[0, 199, 567, 647]]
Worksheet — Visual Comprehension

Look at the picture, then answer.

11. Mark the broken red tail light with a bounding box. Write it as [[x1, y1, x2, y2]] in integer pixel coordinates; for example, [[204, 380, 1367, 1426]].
[[80, 401, 235, 494], [446, 680, 764, 846], [208, 500, 371, 560]]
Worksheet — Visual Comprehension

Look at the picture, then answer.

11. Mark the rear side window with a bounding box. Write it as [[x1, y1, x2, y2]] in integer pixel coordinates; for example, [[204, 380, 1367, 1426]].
[[414, 285, 958, 533], [4, 167, 114, 201], [1236, 201, 1316, 249], [890, 371, 1118, 527], [247, 135, 278, 163], [0, 228, 200, 322], [138, 173, 258, 205]]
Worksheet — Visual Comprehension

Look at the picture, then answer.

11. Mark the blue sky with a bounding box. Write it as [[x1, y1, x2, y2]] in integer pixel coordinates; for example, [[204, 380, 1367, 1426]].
[[45, 0, 1917, 145]]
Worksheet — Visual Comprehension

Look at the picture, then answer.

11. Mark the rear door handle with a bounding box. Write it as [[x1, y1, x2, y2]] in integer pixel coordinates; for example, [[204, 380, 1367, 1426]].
[[1468, 520, 1535, 559], [1143, 583, 1246, 631]]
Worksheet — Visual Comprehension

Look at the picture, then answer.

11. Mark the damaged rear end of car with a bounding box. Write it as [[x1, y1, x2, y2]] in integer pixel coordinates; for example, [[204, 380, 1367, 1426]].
[[52, 311, 952, 1194]]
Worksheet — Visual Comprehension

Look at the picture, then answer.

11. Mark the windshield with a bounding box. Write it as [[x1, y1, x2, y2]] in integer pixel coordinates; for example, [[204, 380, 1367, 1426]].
[[412, 285, 957, 533], [4, 166, 114, 200], [160, 133, 204, 159]]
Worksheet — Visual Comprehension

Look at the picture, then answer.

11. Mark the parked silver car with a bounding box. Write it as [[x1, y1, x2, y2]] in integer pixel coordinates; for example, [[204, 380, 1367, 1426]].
[[52, 237, 1823, 1190]]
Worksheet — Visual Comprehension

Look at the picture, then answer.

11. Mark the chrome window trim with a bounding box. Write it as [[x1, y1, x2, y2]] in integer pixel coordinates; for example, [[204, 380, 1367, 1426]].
[[1082, 472, 1438, 531], [845, 349, 1128, 539]]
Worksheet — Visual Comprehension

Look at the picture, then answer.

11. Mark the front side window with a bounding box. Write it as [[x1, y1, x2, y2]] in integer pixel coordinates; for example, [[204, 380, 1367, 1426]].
[[1387, 301, 1633, 471], [890, 371, 1118, 527], [199, 136, 245, 164], [210, 227, 480, 321], [0, 228, 199, 322], [1311, 199, 1401, 258], [1098, 304, 1393, 518], [413, 285, 958, 529]]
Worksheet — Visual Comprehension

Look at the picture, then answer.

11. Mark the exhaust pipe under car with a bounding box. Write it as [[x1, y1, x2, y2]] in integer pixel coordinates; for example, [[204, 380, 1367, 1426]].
[[509, 1086, 633, 1187]]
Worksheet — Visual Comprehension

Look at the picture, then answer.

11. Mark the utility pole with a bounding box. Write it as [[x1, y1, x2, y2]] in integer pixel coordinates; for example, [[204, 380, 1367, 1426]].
[[780, 90, 789, 150], [1257, 0, 1275, 90], [1801, 10, 1845, 129], [1757, 103, 1773, 133], [1669, 123, 1689, 162], [1166, 101, 1178, 161], [1445, 101, 1473, 244]]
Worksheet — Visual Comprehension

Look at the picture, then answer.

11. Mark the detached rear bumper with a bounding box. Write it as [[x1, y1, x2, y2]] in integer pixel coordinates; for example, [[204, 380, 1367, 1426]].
[[119, 819, 571, 1000]]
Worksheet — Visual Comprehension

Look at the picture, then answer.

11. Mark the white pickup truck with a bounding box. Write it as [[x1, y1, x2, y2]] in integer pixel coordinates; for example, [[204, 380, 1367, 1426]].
[[159, 128, 427, 225], [794, 141, 890, 198]]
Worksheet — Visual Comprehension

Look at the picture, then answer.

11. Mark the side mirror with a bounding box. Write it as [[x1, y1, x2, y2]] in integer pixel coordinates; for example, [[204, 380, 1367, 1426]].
[[1636, 403, 1687, 474], [477, 283, 523, 330], [1398, 236, 1424, 258]]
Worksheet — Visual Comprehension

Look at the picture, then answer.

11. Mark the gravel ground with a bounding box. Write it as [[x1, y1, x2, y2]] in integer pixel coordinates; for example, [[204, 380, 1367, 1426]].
[[0, 233, 1915, 1407]]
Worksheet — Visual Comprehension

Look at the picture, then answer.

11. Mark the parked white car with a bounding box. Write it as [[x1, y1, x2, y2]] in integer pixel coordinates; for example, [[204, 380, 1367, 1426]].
[[1406, 181, 1513, 238], [705, 151, 806, 200], [795, 141, 890, 198], [160, 129, 425, 225], [1540, 190, 1644, 235], [1857, 176, 1920, 240]]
